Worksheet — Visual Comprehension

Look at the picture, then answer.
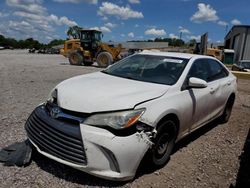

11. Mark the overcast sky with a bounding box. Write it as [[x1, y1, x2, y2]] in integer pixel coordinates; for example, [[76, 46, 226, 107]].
[[0, 0, 249, 43]]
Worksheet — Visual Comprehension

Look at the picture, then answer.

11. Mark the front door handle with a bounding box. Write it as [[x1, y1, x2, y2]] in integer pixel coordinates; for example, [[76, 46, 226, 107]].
[[210, 88, 215, 94], [210, 85, 219, 94], [227, 81, 231, 85]]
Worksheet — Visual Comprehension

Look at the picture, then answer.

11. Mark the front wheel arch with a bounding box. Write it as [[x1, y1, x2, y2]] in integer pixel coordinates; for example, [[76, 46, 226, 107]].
[[149, 117, 178, 166], [156, 113, 180, 136], [228, 93, 236, 102], [147, 114, 180, 166]]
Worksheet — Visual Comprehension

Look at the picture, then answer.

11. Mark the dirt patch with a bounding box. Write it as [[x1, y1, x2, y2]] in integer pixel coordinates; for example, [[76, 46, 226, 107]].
[[0, 50, 249, 188]]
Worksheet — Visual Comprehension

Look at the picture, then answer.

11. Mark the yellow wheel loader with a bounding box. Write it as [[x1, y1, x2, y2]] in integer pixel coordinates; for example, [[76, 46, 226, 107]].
[[60, 29, 122, 67]]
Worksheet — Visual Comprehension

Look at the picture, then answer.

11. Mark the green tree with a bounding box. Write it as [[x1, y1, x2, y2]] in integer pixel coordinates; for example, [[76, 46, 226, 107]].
[[153, 37, 185, 47], [67, 25, 82, 39], [188, 39, 196, 47], [21, 38, 42, 49], [47, 39, 65, 48], [171, 38, 185, 46], [0, 35, 49, 49]]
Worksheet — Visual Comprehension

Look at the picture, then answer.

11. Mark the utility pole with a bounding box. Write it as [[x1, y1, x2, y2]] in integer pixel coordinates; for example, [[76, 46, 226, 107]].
[[179, 32, 182, 40]]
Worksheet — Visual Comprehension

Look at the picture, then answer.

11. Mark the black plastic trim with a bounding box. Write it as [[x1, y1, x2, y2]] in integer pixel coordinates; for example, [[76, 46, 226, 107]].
[[25, 105, 87, 165]]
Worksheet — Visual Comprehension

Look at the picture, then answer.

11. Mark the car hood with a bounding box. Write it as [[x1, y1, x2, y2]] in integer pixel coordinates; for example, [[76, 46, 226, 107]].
[[56, 72, 169, 113]]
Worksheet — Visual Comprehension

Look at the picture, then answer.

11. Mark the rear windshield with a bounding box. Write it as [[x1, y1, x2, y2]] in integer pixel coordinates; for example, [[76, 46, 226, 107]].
[[102, 54, 189, 85]]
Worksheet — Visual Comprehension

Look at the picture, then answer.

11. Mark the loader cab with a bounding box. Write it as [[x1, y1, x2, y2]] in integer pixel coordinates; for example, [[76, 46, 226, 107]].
[[80, 29, 102, 53]]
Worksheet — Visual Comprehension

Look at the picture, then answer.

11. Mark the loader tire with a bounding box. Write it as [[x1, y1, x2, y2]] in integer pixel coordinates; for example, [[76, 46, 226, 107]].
[[69, 52, 83, 65], [96, 52, 113, 68]]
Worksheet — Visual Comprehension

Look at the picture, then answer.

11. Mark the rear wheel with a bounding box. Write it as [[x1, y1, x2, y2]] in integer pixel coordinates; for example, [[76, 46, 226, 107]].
[[96, 52, 113, 68], [220, 96, 235, 123], [150, 120, 177, 166], [69, 52, 83, 65]]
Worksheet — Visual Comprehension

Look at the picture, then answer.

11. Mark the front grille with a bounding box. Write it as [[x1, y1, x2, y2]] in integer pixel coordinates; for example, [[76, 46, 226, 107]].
[[25, 105, 87, 165]]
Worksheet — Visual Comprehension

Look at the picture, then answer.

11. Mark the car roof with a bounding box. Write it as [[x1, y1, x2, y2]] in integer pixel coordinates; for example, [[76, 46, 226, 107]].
[[139, 50, 211, 59], [240, 60, 250, 62]]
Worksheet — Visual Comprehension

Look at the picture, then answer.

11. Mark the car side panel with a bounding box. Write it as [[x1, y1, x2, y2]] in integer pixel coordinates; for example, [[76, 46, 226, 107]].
[[137, 88, 194, 141], [138, 57, 237, 142], [206, 80, 223, 118], [209, 75, 235, 118], [186, 85, 214, 130]]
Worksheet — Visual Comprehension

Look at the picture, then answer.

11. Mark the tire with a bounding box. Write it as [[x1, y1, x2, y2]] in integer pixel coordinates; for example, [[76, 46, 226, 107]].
[[149, 120, 177, 166], [69, 52, 83, 65], [96, 52, 113, 68], [219, 96, 235, 123]]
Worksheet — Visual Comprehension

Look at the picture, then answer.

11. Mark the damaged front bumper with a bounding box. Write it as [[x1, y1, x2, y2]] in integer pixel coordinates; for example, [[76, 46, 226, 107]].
[[25, 104, 151, 181]]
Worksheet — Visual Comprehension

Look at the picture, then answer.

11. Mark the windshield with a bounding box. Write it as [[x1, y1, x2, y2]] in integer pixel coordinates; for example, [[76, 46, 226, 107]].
[[102, 54, 189, 85], [242, 61, 250, 69], [93, 32, 101, 41], [81, 31, 101, 42], [81, 32, 90, 41]]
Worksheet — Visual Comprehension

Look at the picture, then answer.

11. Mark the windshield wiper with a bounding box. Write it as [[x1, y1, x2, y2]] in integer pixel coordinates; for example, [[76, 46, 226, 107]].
[[121, 75, 142, 81], [101, 70, 110, 74], [101, 71, 140, 81]]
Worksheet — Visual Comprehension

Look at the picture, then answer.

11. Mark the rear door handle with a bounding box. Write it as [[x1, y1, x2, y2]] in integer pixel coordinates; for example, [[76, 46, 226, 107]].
[[227, 81, 231, 85]]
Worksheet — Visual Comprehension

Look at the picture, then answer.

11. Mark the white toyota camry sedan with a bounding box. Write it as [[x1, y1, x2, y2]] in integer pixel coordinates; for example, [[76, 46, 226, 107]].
[[25, 51, 237, 181]]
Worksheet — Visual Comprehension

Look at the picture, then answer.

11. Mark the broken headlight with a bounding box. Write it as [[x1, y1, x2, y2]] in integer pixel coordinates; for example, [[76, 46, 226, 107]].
[[84, 109, 145, 130], [47, 88, 57, 104]]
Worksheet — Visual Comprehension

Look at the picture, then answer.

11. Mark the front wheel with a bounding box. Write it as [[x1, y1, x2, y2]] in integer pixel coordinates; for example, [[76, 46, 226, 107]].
[[149, 120, 177, 166]]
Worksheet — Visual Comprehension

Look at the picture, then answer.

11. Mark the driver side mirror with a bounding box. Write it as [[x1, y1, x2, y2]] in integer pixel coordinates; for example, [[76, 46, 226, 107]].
[[188, 77, 208, 88]]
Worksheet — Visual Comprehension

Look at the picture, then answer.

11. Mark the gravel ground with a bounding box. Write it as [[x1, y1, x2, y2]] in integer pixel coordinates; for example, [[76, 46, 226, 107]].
[[0, 50, 249, 188]]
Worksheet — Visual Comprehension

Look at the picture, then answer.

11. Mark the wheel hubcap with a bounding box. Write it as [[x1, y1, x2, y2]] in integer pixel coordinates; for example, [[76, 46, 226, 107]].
[[71, 54, 78, 64], [225, 101, 234, 120], [157, 133, 169, 155], [225, 105, 231, 120], [100, 55, 108, 66]]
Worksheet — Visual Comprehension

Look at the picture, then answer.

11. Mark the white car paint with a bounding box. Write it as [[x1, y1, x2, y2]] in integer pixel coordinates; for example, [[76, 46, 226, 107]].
[[29, 125, 150, 180], [27, 51, 237, 181], [56, 72, 169, 113]]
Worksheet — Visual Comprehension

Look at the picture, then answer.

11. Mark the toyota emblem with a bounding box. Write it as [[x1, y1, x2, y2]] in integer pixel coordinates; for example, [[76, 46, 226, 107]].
[[50, 107, 61, 118]]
